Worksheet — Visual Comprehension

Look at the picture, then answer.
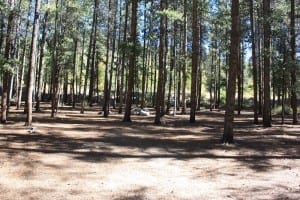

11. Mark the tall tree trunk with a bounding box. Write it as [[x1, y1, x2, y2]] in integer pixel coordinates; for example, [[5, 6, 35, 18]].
[[88, 0, 99, 106], [237, 44, 242, 115], [118, 0, 129, 114], [155, 0, 167, 124], [51, 0, 61, 118], [263, 0, 271, 127], [17, 0, 32, 110], [103, 0, 113, 117], [36, 9, 49, 112], [0, 12, 5, 53], [78, 29, 86, 97], [26, 0, 40, 126], [71, 38, 78, 109], [290, 0, 297, 124], [80, 0, 97, 114], [141, 0, 147, 109], [1, 0, 15, 123], [123, 0, 138, 122], [250, 0, 258, 124], [197, 16, 203, 111], [257, 6, 263, 115], [108, 1, 118, 110], [209, 48, 215, 111], [190, 0, 199, 123], [181, 0, 187, 114], [223, 0, 239, 144]]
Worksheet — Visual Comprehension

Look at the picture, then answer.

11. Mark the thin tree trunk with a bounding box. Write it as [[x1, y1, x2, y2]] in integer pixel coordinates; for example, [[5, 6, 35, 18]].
[[141, 0, 147, 109], [190, 0, 199, 123], [181, 0, 187, 114], [36, 9, 49, 112], [290, 0, 297, 124], [118, 0, 129, 114], [17, 14, 29, 110], [79, 29, 86, 98], [0, 13, 5, 53], [71, 38, 78, 109], [51, 0, 60, 118], [197, 17, 203, 111], [103, 0, 112, 117], [210, 49, 214, 111], [108, 1, 118, 110], [26, 0, 40, 126], [88, 0, 99, 106], [237, 44, 242, 115], [250, 0, 258, 124]]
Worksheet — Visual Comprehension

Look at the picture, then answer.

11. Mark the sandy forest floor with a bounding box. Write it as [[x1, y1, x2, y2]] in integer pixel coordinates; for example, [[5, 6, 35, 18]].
[[0, 104, 299, 200]]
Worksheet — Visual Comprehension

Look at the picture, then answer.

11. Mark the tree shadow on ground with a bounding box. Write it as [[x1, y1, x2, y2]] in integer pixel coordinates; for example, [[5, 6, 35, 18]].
[[1, 110, 299, 173], [112, 187, 148, 200]]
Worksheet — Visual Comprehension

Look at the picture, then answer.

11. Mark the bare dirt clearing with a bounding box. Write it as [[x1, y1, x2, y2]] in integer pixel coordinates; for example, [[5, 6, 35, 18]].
[[0, 106, 299, 200]]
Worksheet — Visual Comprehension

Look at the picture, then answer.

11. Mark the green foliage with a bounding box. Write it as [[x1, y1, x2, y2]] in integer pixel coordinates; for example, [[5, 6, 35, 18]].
[[158, 9, 183, 21], [0, 57, 19, 75]]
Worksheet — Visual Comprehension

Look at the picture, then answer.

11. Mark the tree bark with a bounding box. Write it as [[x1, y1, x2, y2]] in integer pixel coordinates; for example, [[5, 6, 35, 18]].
[[190, 0, 199, 123], [118, 0, 129, 114], [88, 0, 99, 106], [223, 0, 239, 144], [123, 0, 138, 122], [155, 0, 167, 124], [26, 0, 40, 126], [249, 0, 258, 124], [290, 0, 298, 124], [181, 0, 187, 114], [263, 0, 271, 127], [36, 9, 49, 112], [1, 0, 15, 123], [71, 37, 78, 109], [81, 0, 97, 114]]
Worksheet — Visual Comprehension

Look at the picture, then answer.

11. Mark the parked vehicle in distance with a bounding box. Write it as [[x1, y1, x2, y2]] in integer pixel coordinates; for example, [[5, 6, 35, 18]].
[[131, 108, 151, 116]]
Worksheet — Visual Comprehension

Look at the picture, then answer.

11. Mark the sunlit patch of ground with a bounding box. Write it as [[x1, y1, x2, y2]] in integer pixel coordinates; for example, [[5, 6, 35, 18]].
[[0, 106, 299, 199]]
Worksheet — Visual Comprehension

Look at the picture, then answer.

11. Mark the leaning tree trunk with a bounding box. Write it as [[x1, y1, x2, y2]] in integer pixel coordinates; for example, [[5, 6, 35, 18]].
[[223, 0, 239, 144]]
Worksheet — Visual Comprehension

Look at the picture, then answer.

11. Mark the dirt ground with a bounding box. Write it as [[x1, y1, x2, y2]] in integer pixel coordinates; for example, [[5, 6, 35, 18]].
[[0, 105, 299, 200]]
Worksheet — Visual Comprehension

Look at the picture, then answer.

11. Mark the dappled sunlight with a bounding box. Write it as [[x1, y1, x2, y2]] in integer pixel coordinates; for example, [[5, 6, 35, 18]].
[[0, 108, 299, 199]]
